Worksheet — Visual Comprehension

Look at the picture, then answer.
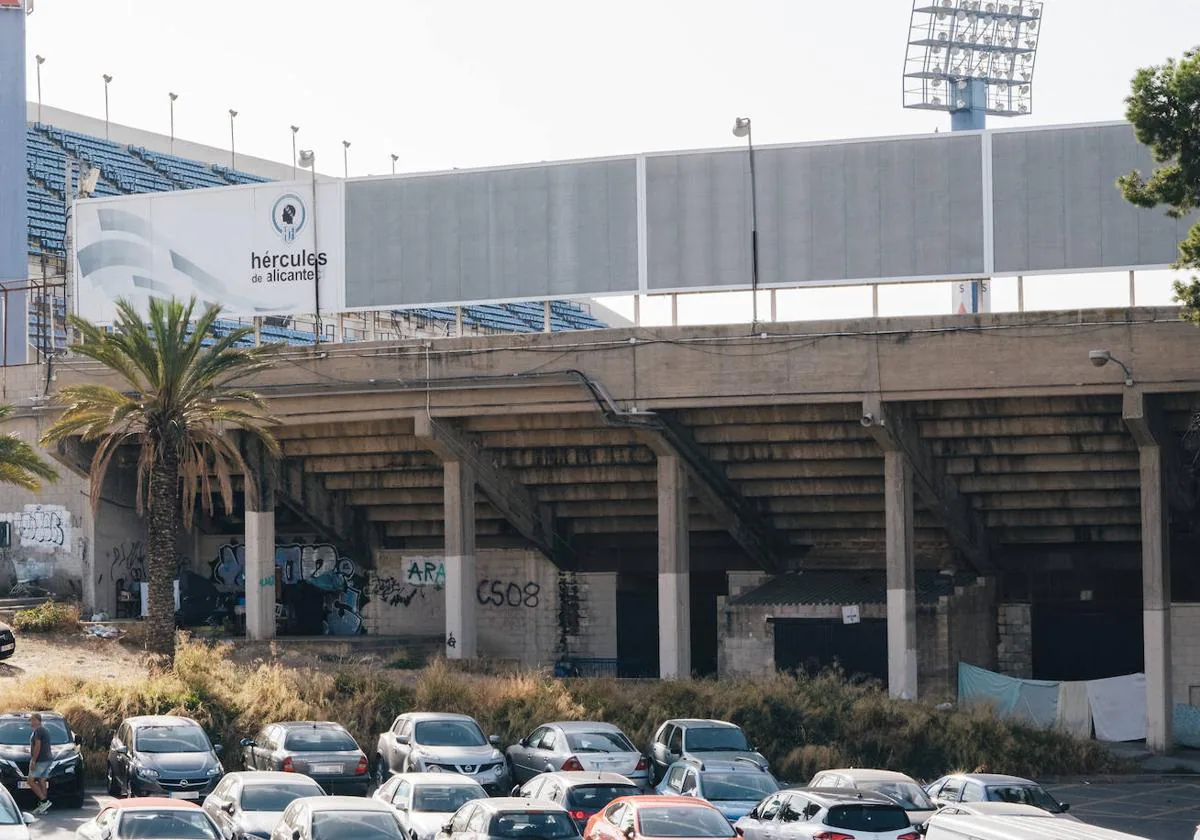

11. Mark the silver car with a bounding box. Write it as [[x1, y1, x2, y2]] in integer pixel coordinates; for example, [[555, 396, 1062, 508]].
[[808, 768, 936, 827], [373, 773, 488, 840], [240, 722, 369, 795], [204, 771, 326, 840], [924, 774, 1074, 818], [435, 798, 579, 840], [506, 722, 649, 788], [271, 797, 405, 840], [376, 713, 510, 794], [513, 772, 640, 831]]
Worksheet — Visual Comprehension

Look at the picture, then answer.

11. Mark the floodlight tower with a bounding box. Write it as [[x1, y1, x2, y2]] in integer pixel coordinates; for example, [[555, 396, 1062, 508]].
[[903, 0, 1044, 312]]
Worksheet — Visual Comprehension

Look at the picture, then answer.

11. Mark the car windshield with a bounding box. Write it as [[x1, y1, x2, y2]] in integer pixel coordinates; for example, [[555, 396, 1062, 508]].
[[489, 811, 578, 839], [564, 731, 636, 753], [413, 720, 487, 748], [825, 805, 911, 832], [862, 781, 934, 811], [412, 784, 486, 813], [241, 783, 324, 811], [986, 784, 1060, 811], [636, 807, 736, 838], [0, 718, 71, 745], [283, 728, 358, 752], [118, 811, 220, 840], [683, 728, 748, 752], [565, 785, 639, 811], [0, 790, 20, 825], [135, 725, 211, 753], [311, 812, 402, 840], [699, 772, 778, 801]]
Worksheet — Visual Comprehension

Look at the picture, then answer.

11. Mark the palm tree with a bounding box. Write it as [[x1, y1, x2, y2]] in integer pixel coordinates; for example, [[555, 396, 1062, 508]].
[[0, 405, 57, 490], [41, 297, 279, 662]]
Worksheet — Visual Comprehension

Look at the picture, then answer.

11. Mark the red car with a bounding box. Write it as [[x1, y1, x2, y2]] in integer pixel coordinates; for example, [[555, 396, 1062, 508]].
[[585, 796, 736, 840], [76, 798, 222, 840]]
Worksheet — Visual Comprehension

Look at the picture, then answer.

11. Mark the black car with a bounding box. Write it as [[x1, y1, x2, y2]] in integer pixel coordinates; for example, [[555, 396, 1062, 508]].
[[107, 715, 224, 802], [0, 711, 84, 807], [0, 625, 14, 661]]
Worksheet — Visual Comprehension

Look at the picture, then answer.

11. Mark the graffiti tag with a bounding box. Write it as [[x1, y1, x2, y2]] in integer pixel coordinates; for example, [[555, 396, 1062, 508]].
[[405, 559, 445, 587], [476, 580, 540, 608], [15, 505, 70, 549]]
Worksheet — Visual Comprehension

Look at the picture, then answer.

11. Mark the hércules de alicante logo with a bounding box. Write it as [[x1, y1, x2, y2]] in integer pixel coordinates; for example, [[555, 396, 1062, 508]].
[[249, 192, 327, 286]]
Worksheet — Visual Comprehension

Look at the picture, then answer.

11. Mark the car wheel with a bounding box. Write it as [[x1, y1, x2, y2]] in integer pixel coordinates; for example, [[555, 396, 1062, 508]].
[[374, 756, 389, 788], [106, 765, 120, 797]]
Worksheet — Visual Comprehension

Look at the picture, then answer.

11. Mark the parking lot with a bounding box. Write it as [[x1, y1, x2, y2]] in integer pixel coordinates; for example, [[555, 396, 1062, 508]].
[[1045, 779, 1200, 839]]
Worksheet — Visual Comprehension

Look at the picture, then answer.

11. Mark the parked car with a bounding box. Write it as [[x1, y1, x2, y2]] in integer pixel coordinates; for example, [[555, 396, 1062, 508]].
[[923, 802, 1054, 822], [647, 720, 766, 784], [373, 772, 488, 840], [77, 798, 222, 840], [656, 758, 779, 823], [0, 784, 33, 840], [584, 795, 736, 840], [106, 716, 224, 801], [808, 768, 935, 826], [507, 722, 649, 789], [734, 788, 919, 840], [0, 624, 14, 661], [437, 797, 580, 840], [0, 711, 85, 808], [514, 772, 640, 831], [203, 771, 326, 840], [240, 722, 369, 795], [922, 812, 1146, 840], [376, 713, 509, 794], [271, 796, 405, 840], [924, 774, 1073, 818]]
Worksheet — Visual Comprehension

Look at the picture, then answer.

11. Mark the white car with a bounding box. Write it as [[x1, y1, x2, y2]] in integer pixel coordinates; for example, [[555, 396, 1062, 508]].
[[373, 773, 488, 840], [734, 787, 919, 840], [0, 785, 32, 840], [203, 771, 326, 840]]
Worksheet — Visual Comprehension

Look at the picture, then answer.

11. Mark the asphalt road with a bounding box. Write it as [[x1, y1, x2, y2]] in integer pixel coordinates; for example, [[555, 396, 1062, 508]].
[[16, 782, 1200, 840]]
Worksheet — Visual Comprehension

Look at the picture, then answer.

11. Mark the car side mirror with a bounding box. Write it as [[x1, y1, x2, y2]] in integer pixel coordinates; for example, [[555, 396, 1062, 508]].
[[21, 814, 35, 826], [395, 803, 408, 812], [224, 802, 236, 815], [214, 744, 224, 755], [1059, 803, 1070, 812], [397, 734, 410, 745], [292, 831, 301, 840], [74, 734, 83, 746], [240, 739, 256, 747], [624, 828, 635, 840], [916, 825, 927, 837], [510, 786, 522, 797], [441, 825, 453, 835], [489, 735, 500, 745], [114, 745, 128, 755]]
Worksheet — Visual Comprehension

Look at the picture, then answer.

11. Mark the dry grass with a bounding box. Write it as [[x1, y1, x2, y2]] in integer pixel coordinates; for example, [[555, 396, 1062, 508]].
[[0, 640, 1123, 783]]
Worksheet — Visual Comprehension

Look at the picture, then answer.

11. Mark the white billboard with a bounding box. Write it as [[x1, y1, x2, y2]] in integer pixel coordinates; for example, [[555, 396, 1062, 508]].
[[73, 180, 345, 323]]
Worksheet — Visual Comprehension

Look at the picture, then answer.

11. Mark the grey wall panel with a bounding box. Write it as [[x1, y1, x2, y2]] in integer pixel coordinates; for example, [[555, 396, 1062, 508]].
[[343, 159, 638, 307], [993, 123, 1196, 273], [646, 134, 984, 290]]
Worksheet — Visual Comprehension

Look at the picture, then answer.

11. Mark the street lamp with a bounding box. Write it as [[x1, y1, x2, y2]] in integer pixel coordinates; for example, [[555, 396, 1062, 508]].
[[391, 153, 398, 175], [290, 125, 300, 179], [299, 150, 321, 345], [1088, 350, 1134, 387], [228, 109, 238, 169], [732, 116, 760, 330], [34, 55, 44, 125], [168, 93, 178, 154], [102, 74, 113, 139], [342, 140, 351, 178]]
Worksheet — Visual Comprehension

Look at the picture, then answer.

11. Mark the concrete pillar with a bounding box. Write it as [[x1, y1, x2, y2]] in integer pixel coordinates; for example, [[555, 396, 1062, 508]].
[[244, 511, 276, 640], [657, 454, 690, 679], [367, 311, 379, 342], [543, 301, 552, 333], [444, 459, 477, 659], [1140, 443, 1172, 751], [885, 450, 918, 700]]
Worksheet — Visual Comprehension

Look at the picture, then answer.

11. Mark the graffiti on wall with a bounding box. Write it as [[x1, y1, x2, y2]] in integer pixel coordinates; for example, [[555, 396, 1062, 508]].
[[476, 579, 541, 608], [0, 505, 76, 592], [15, 505, 71, 549], [102, 541, 147, 586], [210, 541, 369, 635]]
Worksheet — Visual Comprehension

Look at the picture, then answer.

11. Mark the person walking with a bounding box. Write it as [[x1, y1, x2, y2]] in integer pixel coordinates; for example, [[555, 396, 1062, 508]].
[[28, 713, 52, 814]]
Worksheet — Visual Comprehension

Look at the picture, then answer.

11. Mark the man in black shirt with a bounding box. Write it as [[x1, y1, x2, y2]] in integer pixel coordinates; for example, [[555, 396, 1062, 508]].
[[28, 713, 51, 814]]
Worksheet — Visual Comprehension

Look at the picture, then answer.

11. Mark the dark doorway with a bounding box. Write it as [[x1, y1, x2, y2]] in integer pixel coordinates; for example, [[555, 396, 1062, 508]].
[[690, 572, 727, 677], [1031, 604, 1143, 681], [773, 618, 887, 681], [616, 573, 658, 678]]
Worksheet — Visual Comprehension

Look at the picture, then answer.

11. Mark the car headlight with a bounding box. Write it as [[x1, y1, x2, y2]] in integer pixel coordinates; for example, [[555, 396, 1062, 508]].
[[134, 766, 159, 779], [425, 764, 442, 773], [207, 764, 224, 777]]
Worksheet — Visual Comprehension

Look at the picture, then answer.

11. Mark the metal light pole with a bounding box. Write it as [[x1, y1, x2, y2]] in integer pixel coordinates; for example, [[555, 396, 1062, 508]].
[[168, 92, 178, 154], [35, 55, 44, 125], [733, 116, 760, 330], [299, 150, 320, 345], [290, 125, 300, 179], [342, 140, 350, 178], [390, 153, 398, 175], [228, 109, 238, 169], [102, 74, 112, 139]]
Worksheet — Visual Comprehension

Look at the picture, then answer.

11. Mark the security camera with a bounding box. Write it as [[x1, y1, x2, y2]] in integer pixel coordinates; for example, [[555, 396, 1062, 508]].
[[1088, 349, 1112, 368], [860, 412, 875, 428]]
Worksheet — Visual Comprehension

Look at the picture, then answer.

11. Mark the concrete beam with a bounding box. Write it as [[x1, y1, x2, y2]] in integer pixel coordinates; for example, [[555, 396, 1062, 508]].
[[885, 451, 918, 700], [640, 416, 792, 574], [658, 454, 691, 679], [863, 397, 994, 574], [1123, 390, 1196, 518], [414, 414, 571, 566]]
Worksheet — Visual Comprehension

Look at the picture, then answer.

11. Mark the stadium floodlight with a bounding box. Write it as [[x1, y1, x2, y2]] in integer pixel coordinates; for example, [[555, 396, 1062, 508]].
[[903, 0, 1044, 121], [298, 149, 315, 169], [391, 153, 399, 175]]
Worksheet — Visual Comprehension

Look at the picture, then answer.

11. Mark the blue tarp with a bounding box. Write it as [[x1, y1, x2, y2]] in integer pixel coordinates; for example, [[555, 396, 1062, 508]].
[[958, 662, 1059, 728], [1175, 704, 1200, 748]]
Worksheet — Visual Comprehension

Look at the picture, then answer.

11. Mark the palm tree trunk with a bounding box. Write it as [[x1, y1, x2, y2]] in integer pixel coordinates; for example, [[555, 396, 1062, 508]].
[[145, 446, 180, 662]]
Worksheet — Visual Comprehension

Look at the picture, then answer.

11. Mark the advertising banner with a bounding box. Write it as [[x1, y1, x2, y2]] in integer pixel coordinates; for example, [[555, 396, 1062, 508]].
[[73, 180, 345, 323]]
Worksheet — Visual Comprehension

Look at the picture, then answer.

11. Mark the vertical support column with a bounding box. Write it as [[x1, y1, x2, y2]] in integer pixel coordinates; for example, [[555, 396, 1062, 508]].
[[367, 311, 379, 342], [252, 316, 262, 347], [543, 301, 552, 333], [1129, 270, 1137, 308], [885, 450, 918, 700], [1017, 276, 1025, 313], [658, 455, 691, 679], [455, 306, 465, 337], [243, 468, 276, 641], [444, 459, 477, 659], [1141, 442, 1172, 751]]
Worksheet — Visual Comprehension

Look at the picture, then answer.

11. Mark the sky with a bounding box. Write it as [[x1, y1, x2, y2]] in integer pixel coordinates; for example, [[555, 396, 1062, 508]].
[[22, 0, 1200, 323]]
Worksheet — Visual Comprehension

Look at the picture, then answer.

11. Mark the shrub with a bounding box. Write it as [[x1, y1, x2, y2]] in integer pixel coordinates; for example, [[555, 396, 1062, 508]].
[[11, 601, 80, 633]]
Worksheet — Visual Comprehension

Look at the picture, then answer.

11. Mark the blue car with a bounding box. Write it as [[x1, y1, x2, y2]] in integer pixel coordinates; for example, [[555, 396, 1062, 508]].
[[655, 757, 780, 823]]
